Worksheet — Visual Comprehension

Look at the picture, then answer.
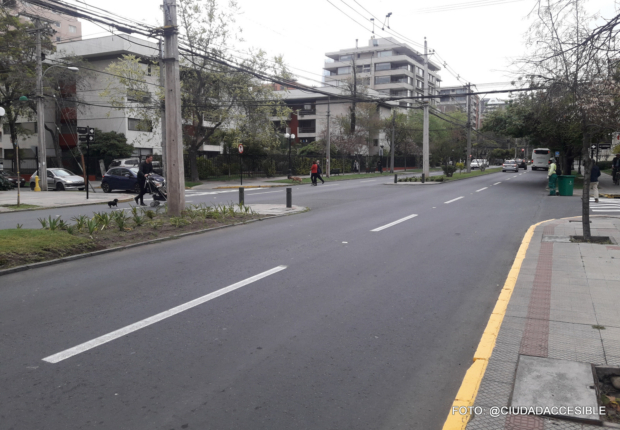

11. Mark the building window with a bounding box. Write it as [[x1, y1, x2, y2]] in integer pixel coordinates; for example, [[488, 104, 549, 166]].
[[375, 63, 391, 71], [55, 21, 61, 27], [339, 55, 352, 62], [68, 25, 76, 33], [337, 66, 351, 75], [375, 76, 390, 85], [378, 50, 392, 57], [355, 64, 370, 73], [416, 68, 424, 77], [417, 80, 423, 89], [359, 77, 370, 86], [56, 37, 61, 42], [128, 118, 153, 132], [373, 139, 379, 146]]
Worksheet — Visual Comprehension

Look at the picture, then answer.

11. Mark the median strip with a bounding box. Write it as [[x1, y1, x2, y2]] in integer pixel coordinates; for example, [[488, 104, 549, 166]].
[[42, 265, 288, 363], [371, 214, 418, 232], [444, 197, 464, 204]]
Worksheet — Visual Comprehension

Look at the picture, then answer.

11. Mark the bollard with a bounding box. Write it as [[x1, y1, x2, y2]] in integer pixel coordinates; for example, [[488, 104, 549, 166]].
[[394, 174, 397, 184], [421, 173, 425, 183], [286, 187, 292, 208], [239, 187, 244, 205]]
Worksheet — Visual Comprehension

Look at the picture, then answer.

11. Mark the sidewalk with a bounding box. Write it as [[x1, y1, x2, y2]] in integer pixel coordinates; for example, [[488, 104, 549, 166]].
[[0, 189, 134, 212], [456, 216, 620, 430]]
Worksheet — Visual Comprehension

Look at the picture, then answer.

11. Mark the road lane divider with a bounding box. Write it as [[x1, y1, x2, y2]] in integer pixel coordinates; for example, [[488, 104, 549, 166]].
[[371, 214, 418, 232], [42, 265, 288, 364], [441, 220, 553, 430], [476, 187, 488, 192], [444, 197, 464, 204], [493, 182, 501, 185]]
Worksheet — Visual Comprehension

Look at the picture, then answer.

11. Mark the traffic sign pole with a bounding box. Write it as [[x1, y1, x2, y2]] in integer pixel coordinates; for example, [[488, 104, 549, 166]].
[[238, 144, 244, 186]]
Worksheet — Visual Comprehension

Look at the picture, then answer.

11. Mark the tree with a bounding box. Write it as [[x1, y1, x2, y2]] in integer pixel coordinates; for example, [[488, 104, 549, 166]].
[[73, 128, 134, 161], [177, 0, 291, 181]]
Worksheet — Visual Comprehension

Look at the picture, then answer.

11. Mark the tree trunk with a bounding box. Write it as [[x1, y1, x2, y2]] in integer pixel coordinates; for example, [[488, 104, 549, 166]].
[[188, 145, 199, 182], [582, 131, 592, 241], [44, 124, 63, 168]]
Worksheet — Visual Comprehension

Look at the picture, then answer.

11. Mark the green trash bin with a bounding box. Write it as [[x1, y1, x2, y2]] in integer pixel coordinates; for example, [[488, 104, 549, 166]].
[[558, 175, 575, 196]]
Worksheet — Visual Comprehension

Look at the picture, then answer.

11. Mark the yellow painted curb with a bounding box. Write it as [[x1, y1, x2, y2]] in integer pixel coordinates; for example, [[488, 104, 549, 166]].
[[441, 218, 555, 430]]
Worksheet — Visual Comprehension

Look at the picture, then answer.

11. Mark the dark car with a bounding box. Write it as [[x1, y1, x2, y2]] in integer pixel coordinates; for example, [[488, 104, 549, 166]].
[[0, 170, 26, 188], [515, 158, 527, 169], [101, 167, 165, 193]]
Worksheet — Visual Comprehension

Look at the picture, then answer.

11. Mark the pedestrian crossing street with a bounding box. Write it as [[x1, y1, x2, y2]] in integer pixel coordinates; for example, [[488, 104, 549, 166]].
[[590, 198, 620, 212]]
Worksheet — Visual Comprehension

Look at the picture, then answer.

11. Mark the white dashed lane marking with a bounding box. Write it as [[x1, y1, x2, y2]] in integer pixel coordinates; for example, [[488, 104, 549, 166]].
[[444, 196, 464, 204]]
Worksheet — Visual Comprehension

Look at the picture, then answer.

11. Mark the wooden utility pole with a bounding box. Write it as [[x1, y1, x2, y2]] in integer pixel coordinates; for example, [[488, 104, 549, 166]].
[[422, 38, 430, 178], [159, 38, 167, 176], [466, 83, 472, 173], [326, 97, 330, 178], [390, 109, 395, 173], [35, 19, 48, 191], [162, 0, 185, 216]]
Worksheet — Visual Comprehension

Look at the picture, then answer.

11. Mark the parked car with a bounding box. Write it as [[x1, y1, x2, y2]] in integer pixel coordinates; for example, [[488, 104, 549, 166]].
[[502, 160, 519, 172], [29, 168, 85, 191], [101, 167, 165, 193], [151, 160, 163, 176], [108, 158, 140, 169], [470, 159, 489, 169], [0, 170, 26, 188], [515, 158, 527, 169]]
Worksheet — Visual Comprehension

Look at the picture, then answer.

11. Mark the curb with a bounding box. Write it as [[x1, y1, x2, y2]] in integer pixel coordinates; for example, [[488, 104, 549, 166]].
[[0, 197, 134, 214], [212, 185, 289, 189], [0, 209, 307, 277], [441, 218, 555, 430]]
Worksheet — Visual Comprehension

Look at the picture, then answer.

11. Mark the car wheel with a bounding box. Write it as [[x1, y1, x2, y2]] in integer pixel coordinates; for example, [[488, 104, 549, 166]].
[[78, 188, 85, 191], [56, 182, 65, 191], [133, 183, 141, 194], [101, 182, 111, 193]]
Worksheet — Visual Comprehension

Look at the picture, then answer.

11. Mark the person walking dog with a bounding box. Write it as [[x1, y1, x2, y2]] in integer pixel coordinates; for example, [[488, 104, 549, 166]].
[[135, 155, 153, 206]]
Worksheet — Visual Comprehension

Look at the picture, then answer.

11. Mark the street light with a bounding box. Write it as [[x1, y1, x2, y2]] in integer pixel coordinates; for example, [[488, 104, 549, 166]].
[[284, 132, 295, 179], [36, 65, 79, 191]]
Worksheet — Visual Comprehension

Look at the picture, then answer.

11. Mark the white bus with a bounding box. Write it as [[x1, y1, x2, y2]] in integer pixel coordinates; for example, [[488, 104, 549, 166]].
[[531, 148, 551, 171]]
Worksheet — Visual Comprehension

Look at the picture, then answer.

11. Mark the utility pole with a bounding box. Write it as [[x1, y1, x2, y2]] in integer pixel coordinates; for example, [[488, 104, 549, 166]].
[[466, 82, 472, 173], [423, 38, 430, 178], [159, 38, 167, 176], [35, 19, 48, 191], [162, 0, 185, 216], [326, 97, 330, 178], [390, 109, 395, 173]]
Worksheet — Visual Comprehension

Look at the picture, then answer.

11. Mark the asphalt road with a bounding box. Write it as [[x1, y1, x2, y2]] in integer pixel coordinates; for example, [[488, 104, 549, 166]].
[[1, 169, 582, 430]]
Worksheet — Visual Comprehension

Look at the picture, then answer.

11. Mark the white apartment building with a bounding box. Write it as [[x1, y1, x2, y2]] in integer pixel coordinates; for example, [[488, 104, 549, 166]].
[[437, 86, 481, 129], [2, 0, 82, 43], [275, 86, 397, 156], [323, 37, 442, 108], [480, 98, 507, 124]]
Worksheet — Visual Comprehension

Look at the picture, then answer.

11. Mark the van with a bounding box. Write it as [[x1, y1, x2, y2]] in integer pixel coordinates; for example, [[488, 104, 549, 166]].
[[531, 148, 551, 171]]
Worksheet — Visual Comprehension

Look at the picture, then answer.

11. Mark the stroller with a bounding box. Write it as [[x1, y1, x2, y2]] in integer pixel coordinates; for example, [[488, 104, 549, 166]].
[[144, 175, 167, 207]]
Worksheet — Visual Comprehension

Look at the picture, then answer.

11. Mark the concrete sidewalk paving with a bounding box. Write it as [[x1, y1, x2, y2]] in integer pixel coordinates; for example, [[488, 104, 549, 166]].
[[0, 189, 134, 212], [462, 216, 620, 430]]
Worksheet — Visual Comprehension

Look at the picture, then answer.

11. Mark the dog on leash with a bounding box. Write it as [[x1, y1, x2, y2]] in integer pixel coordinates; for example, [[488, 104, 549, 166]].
[[291, 177, 303, 184], [107, 198, 119, 209]]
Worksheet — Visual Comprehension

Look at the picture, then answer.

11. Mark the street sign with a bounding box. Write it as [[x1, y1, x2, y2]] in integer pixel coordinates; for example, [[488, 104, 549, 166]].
[[599, 144, 611, 150], [238, 144, 244, 154], [77, 126, 87, 134], [555, 151, 560, 157], [78, 135, 88, 142]]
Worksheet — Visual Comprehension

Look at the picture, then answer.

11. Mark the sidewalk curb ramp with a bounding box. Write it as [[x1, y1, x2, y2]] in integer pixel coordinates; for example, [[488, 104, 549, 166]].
[[0, 197, 134, 214], [441, 218, 555, 430], [0, 209, 306, 278]]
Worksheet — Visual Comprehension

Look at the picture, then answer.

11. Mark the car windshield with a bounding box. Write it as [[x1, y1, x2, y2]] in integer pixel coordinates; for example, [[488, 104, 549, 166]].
[[51, 169, 75, 177], [129, 168, 139, 173]]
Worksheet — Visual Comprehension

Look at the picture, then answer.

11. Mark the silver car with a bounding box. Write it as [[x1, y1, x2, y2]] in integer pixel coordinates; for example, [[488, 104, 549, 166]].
[[502, 160, 519, 172], [29, 168, 85, 191]]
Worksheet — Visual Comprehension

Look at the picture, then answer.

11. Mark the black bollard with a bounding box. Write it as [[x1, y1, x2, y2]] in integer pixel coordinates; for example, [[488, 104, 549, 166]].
[[394, 174, 397, 183], [421, 173, 425, 183], [286, 187, 292, 208], [239, 187, 244, 205]]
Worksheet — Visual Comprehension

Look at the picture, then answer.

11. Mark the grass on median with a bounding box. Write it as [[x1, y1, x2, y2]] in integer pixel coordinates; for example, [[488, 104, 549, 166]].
[[185, 181, 202, 188], [443, 167, 502, 182], [0, 229, 93, 265], [0, 204, 40, 210]]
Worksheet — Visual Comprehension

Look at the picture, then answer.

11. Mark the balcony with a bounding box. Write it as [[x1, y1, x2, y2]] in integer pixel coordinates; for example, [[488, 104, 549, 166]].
[[298, 127, 316, 134]]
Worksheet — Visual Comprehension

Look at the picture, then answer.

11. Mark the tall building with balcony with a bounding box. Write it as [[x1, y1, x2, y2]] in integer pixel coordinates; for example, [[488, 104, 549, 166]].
[[1, 0, 82, 43], [437, 86, 481, 129], [323, 37, 442, 108]]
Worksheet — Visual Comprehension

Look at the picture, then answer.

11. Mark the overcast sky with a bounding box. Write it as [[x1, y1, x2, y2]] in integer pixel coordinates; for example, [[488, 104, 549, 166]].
[[79, 0, 617, 94]]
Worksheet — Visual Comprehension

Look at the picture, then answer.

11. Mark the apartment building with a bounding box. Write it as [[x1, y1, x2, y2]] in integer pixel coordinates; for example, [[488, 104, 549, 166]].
[[480, 98, 507, 124], [437, 86, 481, 129], [1, 0, 82, 43], [274, 86, 396, 156], [323, 37, 442, 108]]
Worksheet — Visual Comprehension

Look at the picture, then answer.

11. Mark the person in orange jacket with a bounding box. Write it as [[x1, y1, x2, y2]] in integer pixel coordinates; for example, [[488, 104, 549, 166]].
[[310, 161, 318, 186]]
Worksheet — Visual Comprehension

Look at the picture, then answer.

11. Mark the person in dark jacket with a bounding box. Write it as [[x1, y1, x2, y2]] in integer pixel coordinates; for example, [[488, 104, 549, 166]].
[[135, 155, 154, 206], [590, 162, 601, 203]]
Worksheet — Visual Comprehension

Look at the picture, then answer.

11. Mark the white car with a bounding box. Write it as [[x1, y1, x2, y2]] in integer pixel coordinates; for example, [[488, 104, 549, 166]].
[[470, 159, 488, 169]]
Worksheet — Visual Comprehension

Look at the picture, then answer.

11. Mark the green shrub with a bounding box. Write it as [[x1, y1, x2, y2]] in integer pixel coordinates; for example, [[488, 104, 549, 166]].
[[598, 161, 612, 170], [0, 175, 12, 191], [197, 158, 220, 179], [442, 165, 457, 177], [262, 159, 276, 177]]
